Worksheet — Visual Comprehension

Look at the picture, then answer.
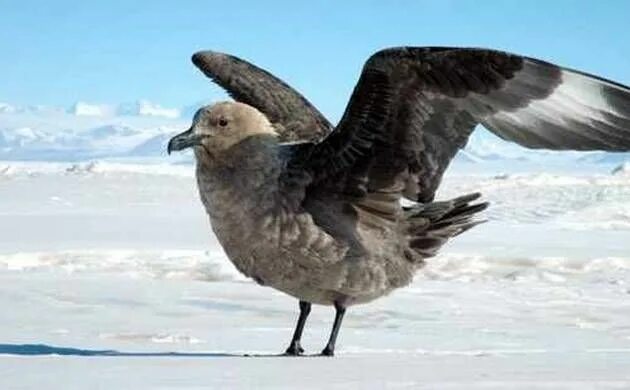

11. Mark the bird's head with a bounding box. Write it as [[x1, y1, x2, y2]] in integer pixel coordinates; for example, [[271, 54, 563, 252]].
[[167, 101, 276, 161]]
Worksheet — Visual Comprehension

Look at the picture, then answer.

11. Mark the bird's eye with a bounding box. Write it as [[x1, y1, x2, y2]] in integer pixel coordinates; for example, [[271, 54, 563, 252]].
[[218, 118, 228, 127]]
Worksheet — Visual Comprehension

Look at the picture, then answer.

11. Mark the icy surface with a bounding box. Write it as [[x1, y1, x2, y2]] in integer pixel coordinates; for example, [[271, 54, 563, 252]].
[[1, 165, 630, 388], [1, 102, 630, 388]]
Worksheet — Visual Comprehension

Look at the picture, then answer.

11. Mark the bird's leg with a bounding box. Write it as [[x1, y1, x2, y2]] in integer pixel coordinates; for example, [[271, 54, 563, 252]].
[[321, 301, 347, 356], [284, 300, 311, 356]]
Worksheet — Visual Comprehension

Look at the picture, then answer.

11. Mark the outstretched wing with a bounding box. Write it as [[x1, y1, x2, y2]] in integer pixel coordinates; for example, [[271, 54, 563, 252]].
[[291, 47, 630, 204], [192, 51, 332, 142]]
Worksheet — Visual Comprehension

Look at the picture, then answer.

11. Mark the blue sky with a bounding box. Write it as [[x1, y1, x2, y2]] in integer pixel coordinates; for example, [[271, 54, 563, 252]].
[[1, 0, 629, 120]]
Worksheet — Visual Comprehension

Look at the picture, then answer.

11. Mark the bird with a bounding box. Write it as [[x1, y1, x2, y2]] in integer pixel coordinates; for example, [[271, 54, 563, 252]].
[[167, 47, 630, 356]]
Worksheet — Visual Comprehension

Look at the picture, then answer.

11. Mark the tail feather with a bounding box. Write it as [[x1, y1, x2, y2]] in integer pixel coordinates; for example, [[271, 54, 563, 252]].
[[406, 192, 488, 259]]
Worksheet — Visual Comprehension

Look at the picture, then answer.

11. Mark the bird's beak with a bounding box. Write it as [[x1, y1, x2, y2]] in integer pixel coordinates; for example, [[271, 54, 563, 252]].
[[167, 127, 201, 155]]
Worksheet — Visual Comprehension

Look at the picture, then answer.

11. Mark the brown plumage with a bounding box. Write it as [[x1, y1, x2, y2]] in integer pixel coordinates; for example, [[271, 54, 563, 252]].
[[168, 47, 630, 356]]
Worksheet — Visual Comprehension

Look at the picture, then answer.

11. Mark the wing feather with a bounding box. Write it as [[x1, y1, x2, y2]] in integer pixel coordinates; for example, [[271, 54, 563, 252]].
[[289, 47, 630, 204], [192, 51, 332, 142]]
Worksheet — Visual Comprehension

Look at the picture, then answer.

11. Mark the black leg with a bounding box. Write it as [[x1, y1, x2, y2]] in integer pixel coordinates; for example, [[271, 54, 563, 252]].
[[284, 300, 311, 356], [321, 301, 346, 356]]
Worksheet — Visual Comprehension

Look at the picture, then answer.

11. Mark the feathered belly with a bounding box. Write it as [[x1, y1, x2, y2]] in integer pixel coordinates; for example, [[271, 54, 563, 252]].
[[205, 191, 415, 305], [215, 221, 415, 305]]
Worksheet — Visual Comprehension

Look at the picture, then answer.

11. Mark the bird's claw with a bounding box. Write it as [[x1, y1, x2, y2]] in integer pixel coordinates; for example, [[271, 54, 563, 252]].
[[284, 342, 305, 356], [320, 346, 334, 357]]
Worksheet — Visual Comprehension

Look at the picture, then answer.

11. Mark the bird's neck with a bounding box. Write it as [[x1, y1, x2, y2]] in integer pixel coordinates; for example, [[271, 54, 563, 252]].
[[194, 135, 345, 279], [195, 135, 287, 231]]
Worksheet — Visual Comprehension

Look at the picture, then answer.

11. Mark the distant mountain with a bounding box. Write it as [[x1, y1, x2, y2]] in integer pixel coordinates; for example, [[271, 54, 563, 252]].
[[0, 100, 628, 165], [127, 132, 178, 157], [0, 104, 66, 115], [0, 102, 186, 161], [116, 100, 180, 119], [3, 100, 182, 119], [0, 102, 16, 113], [69, 102, 115, 117]]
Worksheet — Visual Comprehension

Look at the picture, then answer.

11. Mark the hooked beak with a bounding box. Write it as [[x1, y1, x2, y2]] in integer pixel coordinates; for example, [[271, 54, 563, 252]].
[[167, 127, 201, 155]]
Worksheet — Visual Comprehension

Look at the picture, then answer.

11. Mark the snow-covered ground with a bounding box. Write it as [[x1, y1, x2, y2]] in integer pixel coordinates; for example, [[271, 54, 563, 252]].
[[2, 106, 630, 388], [1, 161, 630, 389]]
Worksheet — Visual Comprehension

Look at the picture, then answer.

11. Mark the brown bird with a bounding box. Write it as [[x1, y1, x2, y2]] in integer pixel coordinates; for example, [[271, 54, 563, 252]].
[[168, 47, 630, 356]]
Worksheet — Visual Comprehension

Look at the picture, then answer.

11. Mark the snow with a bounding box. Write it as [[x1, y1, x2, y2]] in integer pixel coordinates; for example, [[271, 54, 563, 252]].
[[70, 102, 114, 117], [1, 164, 630, 388], [2, 104, 630, 388], [0, 102, 16, 113], [117, 99, 181, 119], [0, 106, 187, 161]]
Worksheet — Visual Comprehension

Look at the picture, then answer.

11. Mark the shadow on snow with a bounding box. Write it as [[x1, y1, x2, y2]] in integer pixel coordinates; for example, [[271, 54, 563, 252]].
[[0, 343, 298, 358]]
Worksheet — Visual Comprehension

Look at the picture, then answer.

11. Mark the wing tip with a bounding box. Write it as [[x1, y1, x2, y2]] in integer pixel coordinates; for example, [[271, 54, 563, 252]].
[[191, 50, 230, 68], [453, 192, 483, 205]]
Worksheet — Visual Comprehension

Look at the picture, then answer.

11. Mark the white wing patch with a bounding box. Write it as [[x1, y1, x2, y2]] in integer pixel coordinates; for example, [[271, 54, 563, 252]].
[[558, 70, 613, 115], [482, 64, 630, 151]]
